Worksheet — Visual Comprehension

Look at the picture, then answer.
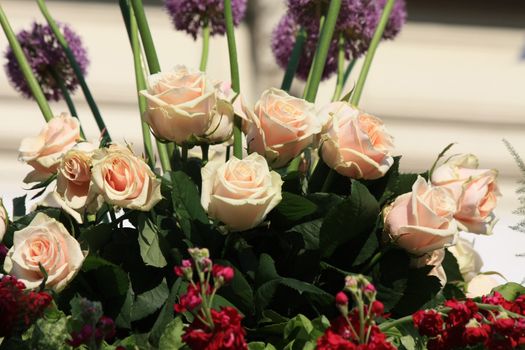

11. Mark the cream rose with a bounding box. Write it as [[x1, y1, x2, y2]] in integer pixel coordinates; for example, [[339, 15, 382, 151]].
[[242, 88, 322, 168], [19, 113, 81, 182], [0, 198, 7, 242], [431, 154, 500, 235], [201, 153, 283, 231], [320, 102, 394, 180], [3, 213, 85, 291], [41, 142, 101, 223], [383, 176, 458, 255], [140, 65, 218, 144], [466, 274, 500, 298], [91, 144, 162, 211], [411, 249, 447, 287], [203, 81, 236, 144], [448, 237, 483, 283]]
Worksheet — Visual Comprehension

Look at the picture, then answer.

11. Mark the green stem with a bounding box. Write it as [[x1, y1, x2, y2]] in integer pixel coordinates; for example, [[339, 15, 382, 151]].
[[0, 5, 54, 122], [303, 16, 325, 99], [350, 0, 395, 106], [130, 0, 161, 74], [303, 0, 342, 103], [223, 0, 243, 159], [361, 251, 383, 274], [50, 69, 86, 140], [342, 59, 357, 88], [280, 27, 307, 92], [119, 0, 158, 170], [37, 0, 111, 143], [332, 34, 346, 101], [181, 146, 188, 162], [199, 23, 210, 72], [378, 314, 412, 331]]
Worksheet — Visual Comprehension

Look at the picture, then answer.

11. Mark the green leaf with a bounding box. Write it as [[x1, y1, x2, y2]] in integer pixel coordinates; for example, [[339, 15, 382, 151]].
[[248, 342, 277, 350], [320, 181, 379, 258], [149, 278, 185, 347], [255, 254, 333, 313], [138, 215, 167, 268], [158, 317, 185, 350], [214, 260, 255, 316], [275, 193, 317, 221], [169, 171, 209, 236], [442, 249, 463, 282], [287, 219, 322, 250], [79, 223, 113, 252], [492, 282, 525, 301], [399, 335, 416, 350], [131, 278, 169, 321], [12, 195, 26, 219], [283, 314, 313, 339]]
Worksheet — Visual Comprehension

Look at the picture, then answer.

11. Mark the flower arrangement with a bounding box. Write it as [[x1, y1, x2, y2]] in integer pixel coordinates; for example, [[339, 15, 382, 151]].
[[0, 0, 523, 349]]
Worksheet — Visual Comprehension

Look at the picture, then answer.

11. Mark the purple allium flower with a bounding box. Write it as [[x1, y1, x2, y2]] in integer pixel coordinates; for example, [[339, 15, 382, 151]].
[[165, 0, 247, 40], [272, 0, 407, 80], [271, 13, 340, 81], [378, 0, 407, 40], [4, 22, 89, 102]]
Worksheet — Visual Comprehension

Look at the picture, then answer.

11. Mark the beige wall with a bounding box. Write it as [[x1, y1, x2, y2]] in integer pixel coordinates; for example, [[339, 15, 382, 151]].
[[0, 1, 524, 282]]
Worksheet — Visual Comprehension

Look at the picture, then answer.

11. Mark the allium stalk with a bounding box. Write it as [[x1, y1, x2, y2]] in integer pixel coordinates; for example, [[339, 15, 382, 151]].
[[119, 0, 156, 170], [302, 0, 342, 103], [199, 22, 211, 71], [350, 0, 396, 106], [37, 0, 111, 144], [130, 0, 173, 171], [224, 0, 243, 159], [280, 26, 307, 92], [0, 5, 54, 122]]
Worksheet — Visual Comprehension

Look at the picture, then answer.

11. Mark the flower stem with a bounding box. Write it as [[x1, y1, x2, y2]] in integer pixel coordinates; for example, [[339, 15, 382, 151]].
[[119, 0, 159, 170], [331, 34, 346, 101], [0, 5, 54, 122], [223, 0, 243, 160], [302, 0, 342, 103], [199, 23, 210, 72], [37, 0, 111, 144], [342, 59, 357, 88], [320, 168, 336, 192], [350, 0, 395, 106], [280, 27, 307, 92], [130, 0, 161, 74], [201, 144, 209, 164], [378, 314, 412, 331], [50, 69, 86, 140]]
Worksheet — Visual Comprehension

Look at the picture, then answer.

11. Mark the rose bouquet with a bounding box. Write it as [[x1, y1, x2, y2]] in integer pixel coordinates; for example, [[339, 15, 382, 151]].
[[0, 0, 524, 349]]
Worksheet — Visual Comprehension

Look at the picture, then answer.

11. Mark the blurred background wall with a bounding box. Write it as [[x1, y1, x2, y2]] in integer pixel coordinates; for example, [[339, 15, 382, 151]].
[[0, 0, 524, 282]]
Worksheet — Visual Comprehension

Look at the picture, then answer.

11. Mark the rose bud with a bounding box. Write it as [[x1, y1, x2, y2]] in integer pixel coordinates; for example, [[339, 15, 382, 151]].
[[320, 102, 394, 180], [383, 176, 458, 256], [201, 153, 283, 231], [431, 154, 500, 235], [242, 88, 322, 168]]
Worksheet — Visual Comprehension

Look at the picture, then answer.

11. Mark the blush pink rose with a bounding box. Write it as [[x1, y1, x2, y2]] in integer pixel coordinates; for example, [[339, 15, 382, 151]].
[[242, 88, 322, 168], [320, 102, 394, 180], [3, 213, 85, 291], [431, 154, 500, 234], [0, 198, 7, 242], [383, 176, 458, 255], [448, 237, 483, 283], [18, 113, 81, 182], [140, 65, 218, 144], [201, 153, 283, 231], [41, 142, 101, 223], [91, 144, 162, 211]]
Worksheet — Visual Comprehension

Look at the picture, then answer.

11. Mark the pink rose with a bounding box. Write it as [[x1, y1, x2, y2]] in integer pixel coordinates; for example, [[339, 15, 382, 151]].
[[201, 153, 283, 231], [140, 65, 218, 144], [91, 144, 162, 211], [3, 213, 86, 291], [41, 142, 101, 223], [383, 176, 458, 255], [320, 102, 394, 180], [0, 198, 7, 242], [411, 249, 447, 286], [431, 154, 500, 234], [242, 88, 322, 168], [18, 113, 81, 182]]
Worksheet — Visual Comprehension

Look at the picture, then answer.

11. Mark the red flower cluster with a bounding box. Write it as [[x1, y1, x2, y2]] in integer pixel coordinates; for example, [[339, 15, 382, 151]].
[[174, 282, 206, 313], [0, 275, 52, 337], [182, 306, 248, 350], [317, 301, 395, 350], [413, 294, 525, 349]]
